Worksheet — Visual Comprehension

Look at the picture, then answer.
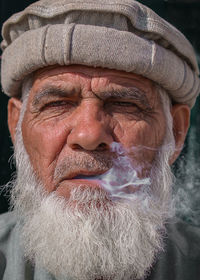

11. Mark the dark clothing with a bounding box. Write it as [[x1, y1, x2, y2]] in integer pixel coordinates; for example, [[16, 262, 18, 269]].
[[147, 220, 200, 280]]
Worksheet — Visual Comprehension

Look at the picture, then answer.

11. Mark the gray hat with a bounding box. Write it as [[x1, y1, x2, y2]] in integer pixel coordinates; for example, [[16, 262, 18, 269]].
[[1, 0, 200, 108]]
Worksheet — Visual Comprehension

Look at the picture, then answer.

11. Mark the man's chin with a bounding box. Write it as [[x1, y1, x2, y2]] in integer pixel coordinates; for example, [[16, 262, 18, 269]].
[[55, 183, 115, 214]]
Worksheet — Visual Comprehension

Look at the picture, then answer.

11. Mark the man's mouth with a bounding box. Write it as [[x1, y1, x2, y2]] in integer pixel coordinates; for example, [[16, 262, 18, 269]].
[[54, 172, 108, 199], [59, 170, 108, 182], [73, 174, 100, 180]]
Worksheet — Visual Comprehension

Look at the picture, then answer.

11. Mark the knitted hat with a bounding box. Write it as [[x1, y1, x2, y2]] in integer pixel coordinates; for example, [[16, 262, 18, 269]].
[[1, 0, 200, 107]]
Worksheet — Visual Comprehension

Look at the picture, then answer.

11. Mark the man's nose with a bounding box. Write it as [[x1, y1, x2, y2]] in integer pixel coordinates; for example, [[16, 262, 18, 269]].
[[67, 101, 113, 151]]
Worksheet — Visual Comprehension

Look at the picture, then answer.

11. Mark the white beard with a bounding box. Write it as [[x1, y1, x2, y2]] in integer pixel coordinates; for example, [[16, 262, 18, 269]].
[[10, 122, 175, 280]]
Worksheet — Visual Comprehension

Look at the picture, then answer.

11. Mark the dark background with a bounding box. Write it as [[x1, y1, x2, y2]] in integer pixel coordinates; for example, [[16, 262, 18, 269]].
[[0, 0, 200, 216]]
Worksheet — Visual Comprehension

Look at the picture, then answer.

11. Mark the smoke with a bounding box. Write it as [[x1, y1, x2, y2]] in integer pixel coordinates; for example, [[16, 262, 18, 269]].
[[74, 136, 200, 227], [73, 140, 174, 214], [173, 125, 200, 227], [75, 142, 151, 202]]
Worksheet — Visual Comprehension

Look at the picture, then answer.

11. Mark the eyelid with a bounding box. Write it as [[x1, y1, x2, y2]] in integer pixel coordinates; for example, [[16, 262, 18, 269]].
[[32, 87, 78, 107], [105, 98, 153, 115], [108, 100, 136, 105], [39, 99, 77, 112], [106, 98, 142, 107], [45, 100, 68, 106]]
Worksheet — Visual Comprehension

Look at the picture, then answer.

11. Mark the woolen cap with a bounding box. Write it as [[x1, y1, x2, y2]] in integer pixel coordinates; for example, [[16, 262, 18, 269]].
[[1, 0, 200, 108]]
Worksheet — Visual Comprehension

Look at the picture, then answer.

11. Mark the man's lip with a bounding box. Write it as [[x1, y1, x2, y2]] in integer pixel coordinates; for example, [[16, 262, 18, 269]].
[[58, 170, 107, 183], [73, 174, 100, 180], [54, 178, 104, 199], [62, 178, 101, 185], [57, 177, 103, 191]]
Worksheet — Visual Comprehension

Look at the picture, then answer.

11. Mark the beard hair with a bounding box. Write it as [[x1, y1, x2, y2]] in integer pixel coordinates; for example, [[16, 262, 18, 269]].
[[10, 109, 175, 280]]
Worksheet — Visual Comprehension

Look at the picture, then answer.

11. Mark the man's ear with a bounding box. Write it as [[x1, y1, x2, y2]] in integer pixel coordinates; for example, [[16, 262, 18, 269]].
[[169, 104, 190, 165], [7, 97, 22, 144]]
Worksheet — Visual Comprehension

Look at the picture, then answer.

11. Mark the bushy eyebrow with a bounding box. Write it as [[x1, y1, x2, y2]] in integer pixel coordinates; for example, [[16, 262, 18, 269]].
[[32, 86, 76, 106], [98, 87, 151, 109], [32, 85, 152, 110]]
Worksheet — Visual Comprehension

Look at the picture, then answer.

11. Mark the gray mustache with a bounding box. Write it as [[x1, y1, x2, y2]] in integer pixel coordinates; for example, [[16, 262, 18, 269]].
[[54, 151, 113, 183]]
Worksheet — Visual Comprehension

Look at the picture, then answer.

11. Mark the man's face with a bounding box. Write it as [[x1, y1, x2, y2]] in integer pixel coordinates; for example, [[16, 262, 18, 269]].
[[20, 65, 166, 199]]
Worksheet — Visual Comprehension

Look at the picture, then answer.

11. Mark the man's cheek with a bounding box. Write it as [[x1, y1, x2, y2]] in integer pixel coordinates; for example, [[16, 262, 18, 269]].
[[118, 121, 155, 148], [21, 127, 62, 188], [23, 120, 64, 157]]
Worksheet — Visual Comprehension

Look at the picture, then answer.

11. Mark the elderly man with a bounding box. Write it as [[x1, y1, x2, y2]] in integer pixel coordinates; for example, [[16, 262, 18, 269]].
[[0, 0, 200, 279]]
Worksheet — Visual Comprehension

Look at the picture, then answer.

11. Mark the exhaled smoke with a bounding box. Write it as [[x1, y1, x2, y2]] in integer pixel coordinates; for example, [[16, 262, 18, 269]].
[[173, 126, 200, 226], [86, 142, 151, 202], [76, 142, 173, 206]]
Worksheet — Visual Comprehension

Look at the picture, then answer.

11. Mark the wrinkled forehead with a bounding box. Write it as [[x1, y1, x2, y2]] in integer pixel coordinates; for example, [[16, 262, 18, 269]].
[[34, 64, 154, 87], [34, 65, 155, 85], [28, 65, 157, 104]]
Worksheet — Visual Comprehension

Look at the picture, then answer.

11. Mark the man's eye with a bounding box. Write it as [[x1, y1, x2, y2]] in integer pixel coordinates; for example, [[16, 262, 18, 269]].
[[105, 100, 145, 116], [108, 100, 140, 109], [42, 100, 75, 110], [111, 101, 136, 107]]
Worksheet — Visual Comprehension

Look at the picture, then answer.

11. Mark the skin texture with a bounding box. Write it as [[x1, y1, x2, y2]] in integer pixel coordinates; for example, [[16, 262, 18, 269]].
[[8, 65, 190, 198]]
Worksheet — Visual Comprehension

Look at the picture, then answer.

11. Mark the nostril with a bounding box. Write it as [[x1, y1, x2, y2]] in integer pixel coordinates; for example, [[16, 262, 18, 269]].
[[99, 143, 106, 148], [71, 143, 84, 150], [98, 142, 108, 150], [71, 142, 109, 151]]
